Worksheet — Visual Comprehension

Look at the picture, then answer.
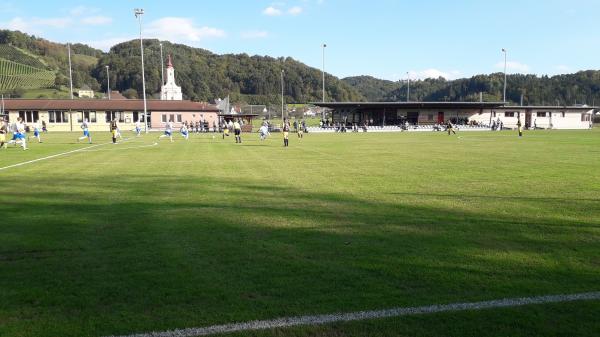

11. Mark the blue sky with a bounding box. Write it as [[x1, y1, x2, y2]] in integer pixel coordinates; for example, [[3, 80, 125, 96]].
[[1, 0, 599, 81]]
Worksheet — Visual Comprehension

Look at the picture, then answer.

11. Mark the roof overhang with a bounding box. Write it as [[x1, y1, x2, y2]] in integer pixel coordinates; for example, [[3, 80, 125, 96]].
[[311, 102, 506, 109]]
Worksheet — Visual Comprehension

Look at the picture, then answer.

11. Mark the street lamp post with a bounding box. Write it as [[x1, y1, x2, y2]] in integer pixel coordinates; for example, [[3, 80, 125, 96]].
[[281, 69, 285, 122], [105, 65, 111, 100], [159, 42, 165, 87], [134, 8, 148, 133], [502, 48, 507, 103], [406, 72, 410, 102]]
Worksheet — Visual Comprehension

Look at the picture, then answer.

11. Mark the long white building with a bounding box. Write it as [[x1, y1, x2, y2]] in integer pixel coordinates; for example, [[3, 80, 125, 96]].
[[315, 102, 596, 130]]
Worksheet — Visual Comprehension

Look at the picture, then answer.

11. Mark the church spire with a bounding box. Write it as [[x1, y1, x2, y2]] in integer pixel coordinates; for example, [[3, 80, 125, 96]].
[[167, 54, 173, 68]]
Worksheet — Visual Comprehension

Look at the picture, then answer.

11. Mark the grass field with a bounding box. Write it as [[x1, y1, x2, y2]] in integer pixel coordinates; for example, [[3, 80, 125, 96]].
[[1, 130, 599, 337]]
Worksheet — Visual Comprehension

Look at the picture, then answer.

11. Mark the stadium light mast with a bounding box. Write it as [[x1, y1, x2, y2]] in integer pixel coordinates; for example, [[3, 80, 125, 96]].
[[135, 8, 148, 133], [281, 69, 285, 122], [322, 43, 326, 103], [502, 48, 507, 103], [105, 65, 111, 100], [159, 42, 165, 86], [406, 72, 410, 102], [67, 43, 73, 100]]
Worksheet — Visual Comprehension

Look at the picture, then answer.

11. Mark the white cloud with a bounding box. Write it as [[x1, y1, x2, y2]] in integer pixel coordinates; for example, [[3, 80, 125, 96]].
[[81, 16, 112, 25], [407, 69, 462, 80], [5, 16, 72, 33], [495, 61, 531, 74], [145, 17, 225, 43], [69, 5, 98, 16], [240, 30, 269, 39], [263, 6, 283, 16], [288, 6, 303, 15]]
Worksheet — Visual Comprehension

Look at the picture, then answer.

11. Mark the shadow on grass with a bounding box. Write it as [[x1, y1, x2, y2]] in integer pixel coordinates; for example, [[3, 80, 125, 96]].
[[0, 175, 598, 337]]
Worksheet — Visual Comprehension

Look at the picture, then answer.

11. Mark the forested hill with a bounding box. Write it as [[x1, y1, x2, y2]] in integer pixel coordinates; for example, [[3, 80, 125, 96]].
[[343, 71, 600, 106], [2, 29, 599, 106], [94, 39, 363, 104], [0, 29, 364, 103]]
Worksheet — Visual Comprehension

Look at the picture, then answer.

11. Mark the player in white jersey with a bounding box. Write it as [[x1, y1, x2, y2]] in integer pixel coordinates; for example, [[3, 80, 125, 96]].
[[258, 124, 270, 141], [180, 124, 189, 140], [7, 117, 27, 150], [158, 121, 174, 142], [78, 119, 92, 143], [32, 121, 42, 143], [135, 120, 142, 136]]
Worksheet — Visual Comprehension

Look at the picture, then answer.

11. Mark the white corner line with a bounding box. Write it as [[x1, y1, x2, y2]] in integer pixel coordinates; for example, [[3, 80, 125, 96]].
[[0, 138, 131, 172], [104, 291, 600, 337]]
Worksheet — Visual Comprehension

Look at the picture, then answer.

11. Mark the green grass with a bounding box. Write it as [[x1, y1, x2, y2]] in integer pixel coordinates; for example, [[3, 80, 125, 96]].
[[1, 130, 599, 337]]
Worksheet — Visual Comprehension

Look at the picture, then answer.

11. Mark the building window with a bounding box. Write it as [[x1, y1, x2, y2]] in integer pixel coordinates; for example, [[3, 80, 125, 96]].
[[537, 112, 547, 117], [106, 111, 125, 123], [48, 110, 68, 123], [177, 114, 182, 123], [169, 114, 175, 122], [18, 111, 39, 123], [427, 114, 434, 121], [505, 112, 515, 117], [493, 111, 496, 117], [133, 112, 139, 122], [161, 114, 167, 123], [85, 111, 97, 123], [561, 111, 565, 118], [581, 113, 590, 122]]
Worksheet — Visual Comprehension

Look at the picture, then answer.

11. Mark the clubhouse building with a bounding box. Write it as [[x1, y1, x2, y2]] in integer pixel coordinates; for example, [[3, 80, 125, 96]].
[[314, 102, 596, 130], [1, 99, 221, 132]]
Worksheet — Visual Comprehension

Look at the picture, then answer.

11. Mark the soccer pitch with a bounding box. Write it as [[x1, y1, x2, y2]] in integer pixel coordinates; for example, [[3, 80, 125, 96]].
[[1, 130, 599, 337]]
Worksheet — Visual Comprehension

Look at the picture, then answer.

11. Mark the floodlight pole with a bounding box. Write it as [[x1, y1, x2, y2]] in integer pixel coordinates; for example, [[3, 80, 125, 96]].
[[502, 48, 507, 103], [105, 65, 111, 100], [135, 8, 148, 133], [406, 72, 410, 102], [281, 69, 285, 122], [67, 43, 73, 100], [159, 42, 165, 87]]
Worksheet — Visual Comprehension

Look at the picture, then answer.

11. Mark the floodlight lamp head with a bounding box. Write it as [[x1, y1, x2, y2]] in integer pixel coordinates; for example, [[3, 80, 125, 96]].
[[134, 8, 144, 17]]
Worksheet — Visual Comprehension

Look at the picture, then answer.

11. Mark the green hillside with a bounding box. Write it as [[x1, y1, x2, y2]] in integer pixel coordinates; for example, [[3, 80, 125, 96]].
[[343, 72, 600, 105], [93, 39, 364, 104], [0, 58, 55, 91]]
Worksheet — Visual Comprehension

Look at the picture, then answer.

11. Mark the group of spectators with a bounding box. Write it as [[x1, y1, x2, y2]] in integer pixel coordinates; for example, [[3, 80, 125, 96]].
[[182, 120, 218, 133]]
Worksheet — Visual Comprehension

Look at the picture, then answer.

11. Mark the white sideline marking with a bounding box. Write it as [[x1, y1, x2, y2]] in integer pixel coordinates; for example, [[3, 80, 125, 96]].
[[0, 138, 132, 172], [105, 291, 600, 337], [0, 142, 109, 172]]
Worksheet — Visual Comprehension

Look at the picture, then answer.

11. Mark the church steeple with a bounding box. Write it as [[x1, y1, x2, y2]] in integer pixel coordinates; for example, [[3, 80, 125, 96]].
[[160, 54, 182, 100]]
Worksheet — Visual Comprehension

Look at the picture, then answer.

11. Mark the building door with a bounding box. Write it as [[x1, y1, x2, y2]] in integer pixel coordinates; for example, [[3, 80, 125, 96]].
[[525, 112, 532, 128], [437, 111, 444, 124]]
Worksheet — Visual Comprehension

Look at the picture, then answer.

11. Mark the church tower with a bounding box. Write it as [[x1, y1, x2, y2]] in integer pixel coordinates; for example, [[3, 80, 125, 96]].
[[160, 55, 183, 100]]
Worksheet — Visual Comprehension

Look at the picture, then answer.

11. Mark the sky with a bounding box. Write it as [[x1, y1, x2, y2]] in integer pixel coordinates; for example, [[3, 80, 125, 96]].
[[1, 0, 599, 81]]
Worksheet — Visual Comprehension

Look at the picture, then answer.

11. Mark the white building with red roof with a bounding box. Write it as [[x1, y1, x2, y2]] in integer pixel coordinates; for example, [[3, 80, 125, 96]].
[[160, 55, 183, 101]]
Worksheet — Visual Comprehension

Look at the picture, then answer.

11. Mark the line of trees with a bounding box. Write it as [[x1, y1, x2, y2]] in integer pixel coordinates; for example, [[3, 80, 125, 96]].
[[343, 72, 600, 106]]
